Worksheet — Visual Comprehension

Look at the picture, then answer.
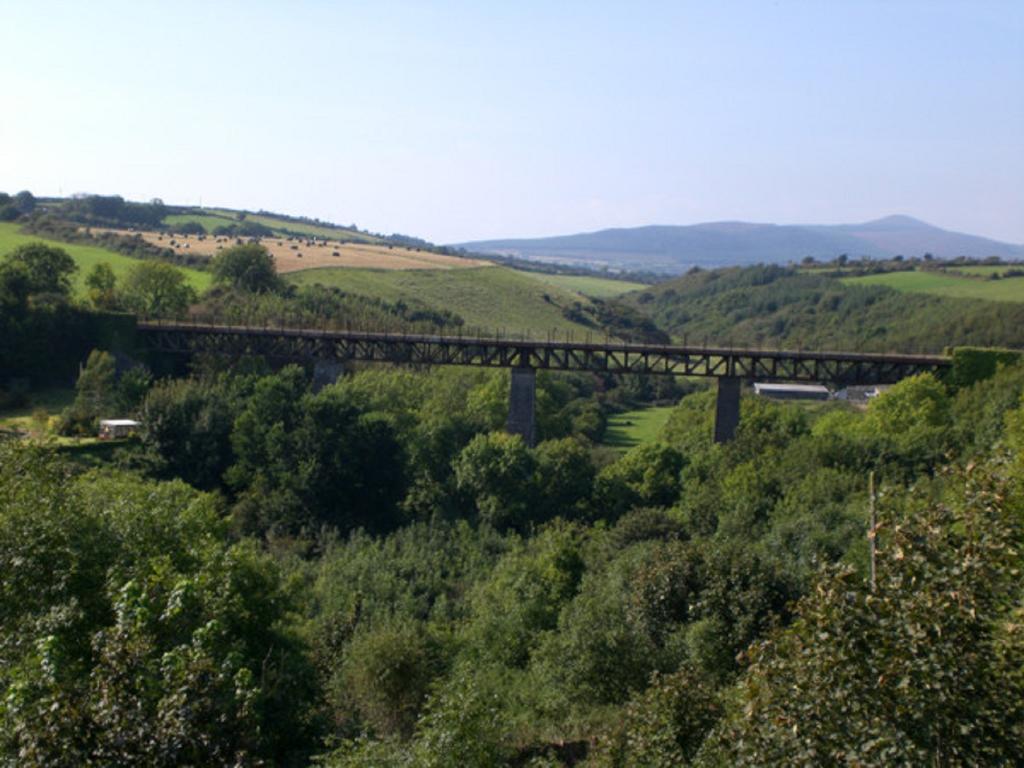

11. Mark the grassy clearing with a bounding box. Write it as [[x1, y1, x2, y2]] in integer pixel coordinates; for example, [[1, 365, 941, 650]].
[[286, 265, 600, 335], [601, 406, 675, 451], [520, 271, 648, 299], [841, 269, 1024, 303], [0, 388, 74, 439], [164, 213, 235, 233], [0, 223, 212, 296]]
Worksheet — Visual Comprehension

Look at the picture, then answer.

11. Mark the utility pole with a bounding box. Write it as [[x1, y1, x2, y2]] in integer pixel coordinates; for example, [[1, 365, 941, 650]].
[[868, 470, 877, 593]]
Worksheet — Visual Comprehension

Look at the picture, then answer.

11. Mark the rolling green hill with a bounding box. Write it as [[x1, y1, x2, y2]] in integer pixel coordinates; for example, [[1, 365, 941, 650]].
[[286, 265, 600, 335], [842, 269, 1024, 303], [0, 222, 211, 296]]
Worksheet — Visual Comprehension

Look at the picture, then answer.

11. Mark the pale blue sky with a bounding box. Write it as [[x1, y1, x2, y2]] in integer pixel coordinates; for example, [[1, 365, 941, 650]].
[[3, 1, 1022, 243]]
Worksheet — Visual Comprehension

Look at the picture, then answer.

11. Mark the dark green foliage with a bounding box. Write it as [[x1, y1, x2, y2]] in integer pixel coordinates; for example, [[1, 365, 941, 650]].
[[0, 307, 136, 387], [212, 220, 275, 238], [119, 260, 197, 318], [59, 194, 166, 228], [0, 444, 318, 766], [594, 442, 684, 520], [592, 665, 721, 767], [705, 464, 1024, 766], [454, 432, 536, 530], [946, 345, 1024, 389], [140, 375, 245, 489], [6, 325, 1023, 765], [228, 366, 407, 534], [210, 243, 285, 293], [340, 620, 442, 738], [2, 242, 77, 298]]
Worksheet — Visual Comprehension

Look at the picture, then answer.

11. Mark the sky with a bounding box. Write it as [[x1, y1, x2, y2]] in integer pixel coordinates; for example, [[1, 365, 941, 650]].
[[2, 1, 1022, 244]]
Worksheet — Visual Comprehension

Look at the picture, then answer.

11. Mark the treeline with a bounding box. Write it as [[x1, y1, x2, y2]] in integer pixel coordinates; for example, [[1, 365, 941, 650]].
[[626, 264, 1024, 352], [55, 194, 169, 228], [0, 190, 36, 221], [3, 340, 1023, 764]]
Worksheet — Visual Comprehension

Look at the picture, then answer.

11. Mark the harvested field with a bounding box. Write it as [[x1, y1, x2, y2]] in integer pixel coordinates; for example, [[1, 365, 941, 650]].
[[91, 229, 492, 273]]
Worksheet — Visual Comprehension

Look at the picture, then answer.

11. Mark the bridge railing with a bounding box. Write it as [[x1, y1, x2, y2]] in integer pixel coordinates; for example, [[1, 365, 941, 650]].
[[136, 314, 952, 366]]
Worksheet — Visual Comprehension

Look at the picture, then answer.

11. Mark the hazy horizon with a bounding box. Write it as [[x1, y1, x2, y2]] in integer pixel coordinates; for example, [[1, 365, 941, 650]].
[[3, 1, 1022, 244]]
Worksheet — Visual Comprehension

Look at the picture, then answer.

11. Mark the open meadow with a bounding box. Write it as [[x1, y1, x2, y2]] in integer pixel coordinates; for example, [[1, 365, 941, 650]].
[[841, 268, 1024, 303], [601, 405, 675, 450], [0, 222, 211, 296]]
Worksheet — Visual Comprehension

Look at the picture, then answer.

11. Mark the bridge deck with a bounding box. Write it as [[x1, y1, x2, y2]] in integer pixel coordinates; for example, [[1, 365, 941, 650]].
[[138, 320, 950, 385]]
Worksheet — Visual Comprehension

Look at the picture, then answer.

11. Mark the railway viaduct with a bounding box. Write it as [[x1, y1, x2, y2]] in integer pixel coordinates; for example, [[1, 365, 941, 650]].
[[138, 320, 951, 445]]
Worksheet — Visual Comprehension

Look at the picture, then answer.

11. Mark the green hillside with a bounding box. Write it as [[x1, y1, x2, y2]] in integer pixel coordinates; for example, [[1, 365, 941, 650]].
[[842, 269, 1024, 303], [623, 264, 1024, 352], [521, 271, 647, 299], [0, 222, 211, 296], [286, 265, 600, 335], [162, 208, 381, 243]]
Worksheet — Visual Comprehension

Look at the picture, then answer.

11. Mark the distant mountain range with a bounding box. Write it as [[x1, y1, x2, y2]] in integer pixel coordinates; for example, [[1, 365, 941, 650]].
[[455, 215, 1024, 273]]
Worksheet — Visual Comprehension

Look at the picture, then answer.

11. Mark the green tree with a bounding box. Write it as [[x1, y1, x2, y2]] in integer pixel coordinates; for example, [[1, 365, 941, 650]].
[[228, 368, 407, 534], [211, 243, 284, 294], [340, 621, 440, 738], [140, 376, 241, 489], [119, 261, 196, 318], [0, 443, 318, 766], [60, 349, 118, 435], [533, 437, 595, 521], [593, 665, 721, 768], [453, 432, 536, 530], [705, 464, 1024, 766], [13, 190, 36, 214], [0, 261, 31, 311], [85, 262, 119, 310], [3, 242, 77, 297], [594, 442, 684, 520]]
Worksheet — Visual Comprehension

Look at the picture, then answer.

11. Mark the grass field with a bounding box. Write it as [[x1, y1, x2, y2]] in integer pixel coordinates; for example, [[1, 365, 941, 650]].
[[0, 223, 212, 296], [286, 265, 601, 335], [164, 209, 382, 243], [602, 406, 675, 450], [521, 272, 648, 299], [842, 269, 1024, 303], [164, 212, 236, 233], [206, 209, 383, 243]]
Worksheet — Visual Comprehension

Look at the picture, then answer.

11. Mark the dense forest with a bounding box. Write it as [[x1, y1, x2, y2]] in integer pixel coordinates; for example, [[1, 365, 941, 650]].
[[2, 235, 1024, 765], [3, 351, 1024, 765]]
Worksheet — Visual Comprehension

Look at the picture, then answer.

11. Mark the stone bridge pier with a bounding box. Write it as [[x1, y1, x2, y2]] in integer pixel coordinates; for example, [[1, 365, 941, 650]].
[[507, 367, 537, 446], [713, 376, 742, 443]]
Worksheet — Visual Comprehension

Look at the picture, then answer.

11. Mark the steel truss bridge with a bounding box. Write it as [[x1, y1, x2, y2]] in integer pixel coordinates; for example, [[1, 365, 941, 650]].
[[137, 320, 952, 444]]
